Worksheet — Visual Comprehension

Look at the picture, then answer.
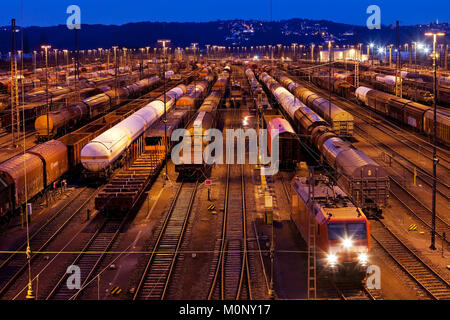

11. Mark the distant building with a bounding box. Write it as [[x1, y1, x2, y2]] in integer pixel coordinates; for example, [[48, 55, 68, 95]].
[[319, 48, 368, 62]]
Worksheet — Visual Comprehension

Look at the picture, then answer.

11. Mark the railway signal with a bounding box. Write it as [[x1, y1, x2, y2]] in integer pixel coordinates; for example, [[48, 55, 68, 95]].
[[205, 179, 212, 200]]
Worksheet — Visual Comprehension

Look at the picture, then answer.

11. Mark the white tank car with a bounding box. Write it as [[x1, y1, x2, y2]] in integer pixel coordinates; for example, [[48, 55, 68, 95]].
[[355, 86, 373, 105], [81, 84, 186, 172]]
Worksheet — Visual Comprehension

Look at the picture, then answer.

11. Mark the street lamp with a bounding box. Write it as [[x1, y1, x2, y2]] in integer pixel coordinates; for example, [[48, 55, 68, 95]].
[[369, 43, 374, 66], [191, 43, 198, 64], [425, 30, 445, 251], [158, 39, 171, 182], [41, 45, 51, 140]]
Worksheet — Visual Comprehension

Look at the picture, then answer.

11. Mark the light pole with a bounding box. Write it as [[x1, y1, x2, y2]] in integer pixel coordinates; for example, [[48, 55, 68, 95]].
[[158, 39, 171, 182], [191, 42, 198, 64], [41, 45, 51, 140], [54, 49, 58, 84], [112, 46, 118, 100], [327, 40, 334, 122], [425, 30, 445, 250], [63, 49, 68, 85], [412, 42, 418, 72]]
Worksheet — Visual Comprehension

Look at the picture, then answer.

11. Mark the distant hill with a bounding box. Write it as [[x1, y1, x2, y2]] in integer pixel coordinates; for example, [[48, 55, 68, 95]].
[[0, 19, 448, 53]]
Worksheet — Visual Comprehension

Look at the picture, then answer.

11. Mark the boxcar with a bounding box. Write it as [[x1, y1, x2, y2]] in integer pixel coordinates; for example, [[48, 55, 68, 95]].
[[0, 153, 44, 211], [264, 114, 302, 170], [27, 140, 69, 187]]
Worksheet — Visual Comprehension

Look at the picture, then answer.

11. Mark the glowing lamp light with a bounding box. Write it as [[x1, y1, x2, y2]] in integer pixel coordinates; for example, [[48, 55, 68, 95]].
[[369, 43, 374, 48], [342, 237, 353, 249], [358, 253, 369, 266], [378, 47, 384, 54], [326, 253, 338, 266]]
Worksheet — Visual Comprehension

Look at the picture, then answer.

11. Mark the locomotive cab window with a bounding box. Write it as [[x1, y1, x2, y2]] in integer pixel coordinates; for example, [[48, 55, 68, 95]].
[[327, 224, 346, 240], [347, 223, 367, 240], [327, 223, 367, 240]]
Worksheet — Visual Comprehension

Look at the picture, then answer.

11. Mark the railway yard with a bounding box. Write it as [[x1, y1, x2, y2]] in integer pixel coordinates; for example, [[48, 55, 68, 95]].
[[0, 45, 449, 303]]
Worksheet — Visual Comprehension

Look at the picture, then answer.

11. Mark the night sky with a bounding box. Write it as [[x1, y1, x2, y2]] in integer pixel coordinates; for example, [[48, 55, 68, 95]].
[[1, 0, 449, 27]]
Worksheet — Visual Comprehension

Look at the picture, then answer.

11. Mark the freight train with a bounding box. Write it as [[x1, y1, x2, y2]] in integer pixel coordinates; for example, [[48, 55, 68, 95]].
[[145, 73, 215, 147], [0, 69, 150, 131], [259, 71, 389, 216], [270, 69, 354, 137], [175, 69, 231, 179], [80, 83, 187, 178], [287, 65, 450, 146], [291, 171, 370, 278], [34, 76, 161, 141], [245, 68, 270, 110], [355, 86, 450, 145]]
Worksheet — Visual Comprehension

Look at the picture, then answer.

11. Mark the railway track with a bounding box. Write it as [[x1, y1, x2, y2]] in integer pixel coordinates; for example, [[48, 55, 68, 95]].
[[389, 177, 450, 243], [371, 220, 450, 300], [208, 164, 251, 300], [354, 125, 450, 200], [330, 281, 378, 300], [133, 181, 198, 300], [45, 218, 125, 300], [0, 130, 36, 150], [208, 108, 252, 300], [0, 187, 99, 297]]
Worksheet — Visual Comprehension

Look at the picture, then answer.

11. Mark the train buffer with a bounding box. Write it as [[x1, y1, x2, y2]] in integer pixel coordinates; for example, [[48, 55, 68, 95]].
[[208, 204, 216, 211], [110, 286, 122, 296], [408, 224, 418, 231]]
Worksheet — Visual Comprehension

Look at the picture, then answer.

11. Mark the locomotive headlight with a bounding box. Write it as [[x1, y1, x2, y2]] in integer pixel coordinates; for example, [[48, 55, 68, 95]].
[[358, 253, 368, 266], [342, 237, 353, 249], [326, 253, 338, 266]]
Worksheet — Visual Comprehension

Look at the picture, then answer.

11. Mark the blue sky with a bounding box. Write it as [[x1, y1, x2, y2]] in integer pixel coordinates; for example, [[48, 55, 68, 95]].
[[1, 0, 448, 27]]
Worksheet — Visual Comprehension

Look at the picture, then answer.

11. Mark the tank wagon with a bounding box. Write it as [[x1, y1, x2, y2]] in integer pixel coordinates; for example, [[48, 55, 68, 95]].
[[80, 83, 186, 178], [271, 70, 354, 137], [34, 76, 161, 141]]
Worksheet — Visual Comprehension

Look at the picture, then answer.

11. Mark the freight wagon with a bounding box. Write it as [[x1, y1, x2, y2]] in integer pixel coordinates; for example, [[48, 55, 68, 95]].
[[0, 140, 68, 222], [263, 114, 302, 170], [356, 86, 450, 145]]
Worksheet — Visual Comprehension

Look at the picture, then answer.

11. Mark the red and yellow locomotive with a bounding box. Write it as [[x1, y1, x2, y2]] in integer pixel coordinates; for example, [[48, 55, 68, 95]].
[[291, 171, 370, 279]]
